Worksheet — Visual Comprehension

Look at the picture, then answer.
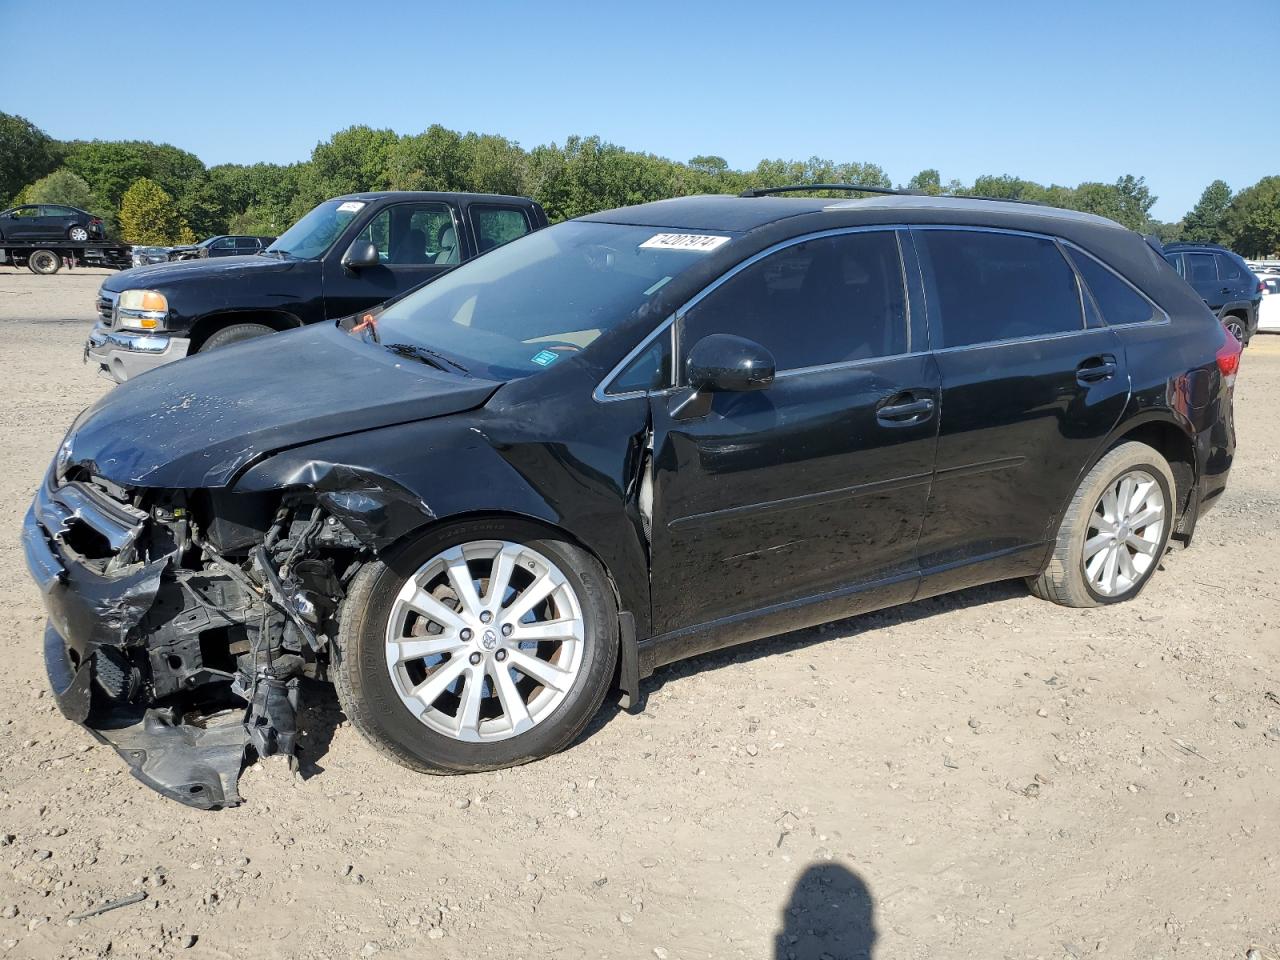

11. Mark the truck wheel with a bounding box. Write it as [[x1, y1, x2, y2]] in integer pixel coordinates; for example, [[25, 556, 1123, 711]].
[[199, 323, 274, 352], [333, 518, 619, 774], [67, 225, 90, 242], [28, 250, 62, 275]]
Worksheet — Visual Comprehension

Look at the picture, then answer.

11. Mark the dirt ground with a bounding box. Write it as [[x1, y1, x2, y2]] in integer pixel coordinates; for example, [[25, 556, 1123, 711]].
[[0, 267, 1276, 960]]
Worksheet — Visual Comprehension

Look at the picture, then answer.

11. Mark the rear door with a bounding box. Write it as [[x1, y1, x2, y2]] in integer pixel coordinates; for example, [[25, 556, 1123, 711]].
[[41, 205, 77, 238], [911, 227, 1130, 595], [1184, 251, 1226, 312], [321, 200, 465, 319], [648, 228, 939, 632]]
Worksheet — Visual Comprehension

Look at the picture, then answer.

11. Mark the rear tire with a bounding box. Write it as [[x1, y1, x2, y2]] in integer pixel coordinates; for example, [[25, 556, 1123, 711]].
[[1029, 441, 1176, 607], [67, 225, 90, 242], [1223, 314, 1248, 346], [199, 323, 274, 352], [27, 250, 62, 275], [333, 518, 619, 774]]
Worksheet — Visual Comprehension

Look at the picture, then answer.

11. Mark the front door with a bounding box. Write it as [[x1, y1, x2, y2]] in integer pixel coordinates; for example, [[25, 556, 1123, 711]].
[[649, 229, 940, 633], [910, 227, 1130, 592], [5, 206, 41, 240], [322, 201, 464, 319]]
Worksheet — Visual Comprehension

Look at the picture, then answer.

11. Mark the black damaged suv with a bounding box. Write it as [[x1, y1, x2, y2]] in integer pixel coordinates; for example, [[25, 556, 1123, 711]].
[[26, 187, 1238, 808]]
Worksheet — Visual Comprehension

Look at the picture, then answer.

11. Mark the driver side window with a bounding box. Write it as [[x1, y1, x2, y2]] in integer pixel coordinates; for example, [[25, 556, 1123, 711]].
[[680, 231, 908, 373]]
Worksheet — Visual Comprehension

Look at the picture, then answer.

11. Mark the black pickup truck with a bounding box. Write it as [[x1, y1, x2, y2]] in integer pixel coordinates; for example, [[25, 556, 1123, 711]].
[[87, 192, 548, 381]]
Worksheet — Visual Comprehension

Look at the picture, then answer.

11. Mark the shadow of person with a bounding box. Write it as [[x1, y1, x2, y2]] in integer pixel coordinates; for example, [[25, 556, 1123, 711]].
[[775, 862, 877, 960]]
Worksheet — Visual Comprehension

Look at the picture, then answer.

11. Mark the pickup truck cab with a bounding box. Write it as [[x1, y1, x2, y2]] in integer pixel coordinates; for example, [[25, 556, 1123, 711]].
[[87, 191, 548, 381]]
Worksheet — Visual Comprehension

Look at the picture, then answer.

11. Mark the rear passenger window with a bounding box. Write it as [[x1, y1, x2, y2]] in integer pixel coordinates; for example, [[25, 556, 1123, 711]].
[[1066, 248, 1157, 326], [1186, 253, 1217, 283], [1215, 254, 1242, 281], [1163, 253, 1183, 276], [472, 205, 532, 253], [681, 231, 908, 371], [916, 230, 1083, 348]]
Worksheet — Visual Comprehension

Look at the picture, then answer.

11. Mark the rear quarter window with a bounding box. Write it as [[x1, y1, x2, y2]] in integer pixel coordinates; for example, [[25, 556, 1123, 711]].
[[1066, 248, 1158, 325], [916, 230, 1084, 348]]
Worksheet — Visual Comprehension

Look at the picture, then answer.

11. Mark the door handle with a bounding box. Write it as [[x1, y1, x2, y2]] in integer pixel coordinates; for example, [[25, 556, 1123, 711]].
[[877, 396, 935, 424], [1076, 354, 1118, 384]]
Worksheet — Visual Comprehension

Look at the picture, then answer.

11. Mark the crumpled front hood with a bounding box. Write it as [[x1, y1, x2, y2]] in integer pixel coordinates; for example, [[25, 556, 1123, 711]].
[[64, 324, 500, 489], [102, 254, 294, 291]]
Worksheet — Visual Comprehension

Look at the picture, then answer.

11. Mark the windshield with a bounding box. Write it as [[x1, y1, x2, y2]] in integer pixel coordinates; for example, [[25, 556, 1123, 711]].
[[267, 199, 367, 260], [369, 220, 735, 377]]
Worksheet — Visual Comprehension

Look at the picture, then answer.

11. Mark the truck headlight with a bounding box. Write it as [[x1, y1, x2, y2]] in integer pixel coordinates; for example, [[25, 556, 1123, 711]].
[[117, 290, 169, 330]]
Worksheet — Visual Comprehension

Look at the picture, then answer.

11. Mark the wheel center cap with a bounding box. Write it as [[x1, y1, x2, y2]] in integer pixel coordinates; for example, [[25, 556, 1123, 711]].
[[481, 629, 498, 650]]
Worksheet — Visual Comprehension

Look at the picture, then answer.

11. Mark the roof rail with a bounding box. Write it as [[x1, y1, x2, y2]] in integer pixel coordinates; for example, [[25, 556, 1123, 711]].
[[739, 183, 917, 198], [740, 183, 1049, 207]]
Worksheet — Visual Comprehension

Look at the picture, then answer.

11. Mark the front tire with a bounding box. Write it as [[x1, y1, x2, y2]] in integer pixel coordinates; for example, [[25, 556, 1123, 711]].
[[333, 519, 619, 774], [199, 323, 274, 352], [1029, 441, 1175, 607]]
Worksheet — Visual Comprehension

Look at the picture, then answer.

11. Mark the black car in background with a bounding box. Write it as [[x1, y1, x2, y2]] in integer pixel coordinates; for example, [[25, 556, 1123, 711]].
[[87, 191, 548, 381], [28, 189, 1237, 808], [168, 235, 277, 261], [0, 204, 104, 242], [1160, 242, 1262, 344]]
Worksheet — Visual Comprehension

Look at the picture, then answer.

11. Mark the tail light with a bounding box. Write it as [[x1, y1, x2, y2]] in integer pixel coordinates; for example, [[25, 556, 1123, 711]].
[[1216, 323, 1242, 386], [90, 217, 102, 224]]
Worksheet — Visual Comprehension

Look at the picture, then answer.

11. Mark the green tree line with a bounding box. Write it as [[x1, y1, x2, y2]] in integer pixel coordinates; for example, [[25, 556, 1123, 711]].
[[3, 111, 1279, 255]]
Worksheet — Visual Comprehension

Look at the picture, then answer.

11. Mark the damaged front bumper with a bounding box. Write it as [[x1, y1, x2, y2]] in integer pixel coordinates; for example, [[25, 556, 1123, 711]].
[[23, 475, 326, 810]]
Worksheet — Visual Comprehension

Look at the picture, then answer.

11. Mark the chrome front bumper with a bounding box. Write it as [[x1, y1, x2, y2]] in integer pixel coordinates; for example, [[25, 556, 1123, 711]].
[[85, 322, 191, 383]]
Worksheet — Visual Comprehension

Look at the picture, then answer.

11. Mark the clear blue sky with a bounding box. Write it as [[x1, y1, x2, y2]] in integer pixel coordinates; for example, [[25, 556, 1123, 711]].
[[2, 0, 1270, 221]]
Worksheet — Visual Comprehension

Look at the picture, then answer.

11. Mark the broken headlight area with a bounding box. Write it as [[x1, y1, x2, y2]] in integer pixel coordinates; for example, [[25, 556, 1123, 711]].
[[25, 472, 365, 809]]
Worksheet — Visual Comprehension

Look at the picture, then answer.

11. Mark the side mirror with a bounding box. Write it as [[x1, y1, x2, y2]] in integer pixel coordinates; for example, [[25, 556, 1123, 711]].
[[687, 333, 775, 393], [341, 240, 380, 271]]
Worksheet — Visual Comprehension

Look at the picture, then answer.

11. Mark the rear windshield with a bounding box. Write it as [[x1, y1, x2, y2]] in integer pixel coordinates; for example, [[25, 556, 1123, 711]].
[[369, 221, 736, 377]]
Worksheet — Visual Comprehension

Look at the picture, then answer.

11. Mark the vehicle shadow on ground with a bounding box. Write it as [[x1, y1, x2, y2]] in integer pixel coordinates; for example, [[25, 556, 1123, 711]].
[[576, 577, 1025, 744], [296, 678, 347, 778], [638, 577, 1027, 700], [775, 862, 877, 959]]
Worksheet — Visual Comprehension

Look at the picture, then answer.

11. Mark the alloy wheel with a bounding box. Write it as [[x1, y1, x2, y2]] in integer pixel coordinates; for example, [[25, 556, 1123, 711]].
[[1082, 469, 1166, 598], [69, 226, 89, 242], [1224, 317, 1245, 343], [384, 540, 585, 742]]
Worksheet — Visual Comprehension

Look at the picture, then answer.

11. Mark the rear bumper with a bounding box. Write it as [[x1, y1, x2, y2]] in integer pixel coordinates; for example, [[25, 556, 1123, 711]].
[[85, 323, 191, 383]]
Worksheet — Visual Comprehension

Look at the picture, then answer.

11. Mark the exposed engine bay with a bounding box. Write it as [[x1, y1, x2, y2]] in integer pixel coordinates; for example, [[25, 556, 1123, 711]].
[[25, 471, 368, 809]]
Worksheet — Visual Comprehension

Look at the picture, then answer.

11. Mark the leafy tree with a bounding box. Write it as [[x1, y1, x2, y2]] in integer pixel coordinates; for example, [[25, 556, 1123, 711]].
[[386, 125, 468, 192], [26, 168, 97, 208], [906, 169, 942, 195], [309, 125, 398, 197], [118, 177, 195, 245], [1182, 180, 1232, 244], [1224, 176, 1280, 257], [0, 112, 61, 207]]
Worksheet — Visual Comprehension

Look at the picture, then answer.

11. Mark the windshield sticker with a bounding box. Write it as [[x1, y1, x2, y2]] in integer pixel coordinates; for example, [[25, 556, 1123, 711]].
[[639, 233, 731, 253], [336, 201, 366, 213], [530, 349, 559, 367]]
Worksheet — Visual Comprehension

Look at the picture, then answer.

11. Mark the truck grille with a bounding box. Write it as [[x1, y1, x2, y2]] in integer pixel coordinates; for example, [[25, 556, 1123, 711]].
[[96, 293, 117, 326]]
